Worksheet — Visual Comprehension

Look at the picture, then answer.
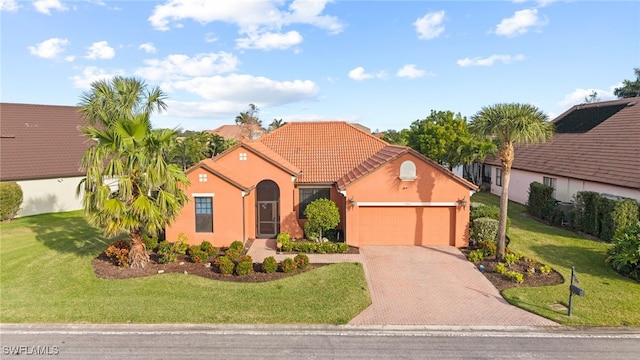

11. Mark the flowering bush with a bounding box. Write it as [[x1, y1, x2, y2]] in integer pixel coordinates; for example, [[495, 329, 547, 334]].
[[214, 255, 235, 275], [280, 258, 297, 273], [294, 253, 310, 270], [235, 255, 254, 276], [261, 256, 278, 273]]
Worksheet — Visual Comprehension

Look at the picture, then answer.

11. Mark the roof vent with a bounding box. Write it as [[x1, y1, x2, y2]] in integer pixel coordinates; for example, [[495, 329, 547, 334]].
[[626, 101, 636, 107]]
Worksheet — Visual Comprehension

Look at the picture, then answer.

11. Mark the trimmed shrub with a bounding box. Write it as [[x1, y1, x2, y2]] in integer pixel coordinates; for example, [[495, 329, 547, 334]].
[[0, 182, 23, 221], [504, 253, 519, 266], [600, 198, 639, 242], [174, 233, 190, 254], [527, 181, 555, 220], [200, 241, 219, 258], [229, 240, 244, 252], [539, 264, 552, 274], [304, 198, 340, 241], [157, 241, 178, 263], [606, 221, 640, 281], [188, 245, 208, 263], [104, 239, 130, 267], [261, 256, 278, 273], [214, 255, 235, 275], [225, 248, 242, 263], [280, 257, 297, 273], [506, 270, 524, 284], [574, 191, 601, 236], [235, 255, 254, 276], [494, 262, 507, 275], [473, 217, 499, 243], [142, 234, 159, 252], [294, 253, 310, 270], [468, 249, 484, 263]]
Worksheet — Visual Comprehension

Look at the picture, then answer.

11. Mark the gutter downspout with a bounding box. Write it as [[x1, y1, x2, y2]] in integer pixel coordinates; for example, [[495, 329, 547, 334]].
[[338, 186, 347, 243], [241, 190, 249, 244]]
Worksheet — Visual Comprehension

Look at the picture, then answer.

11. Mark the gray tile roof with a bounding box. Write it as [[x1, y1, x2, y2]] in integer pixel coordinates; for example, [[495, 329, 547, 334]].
[[0, 103, 89, 181]]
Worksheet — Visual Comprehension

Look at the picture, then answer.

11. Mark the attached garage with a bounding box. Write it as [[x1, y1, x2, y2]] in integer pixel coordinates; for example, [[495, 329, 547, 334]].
[[357, 204, 455, 246]]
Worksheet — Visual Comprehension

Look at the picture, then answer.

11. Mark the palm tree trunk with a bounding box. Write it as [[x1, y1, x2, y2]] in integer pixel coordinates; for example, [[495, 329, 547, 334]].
[[497, 143, 514, 261], [128, 229, 149, 269]]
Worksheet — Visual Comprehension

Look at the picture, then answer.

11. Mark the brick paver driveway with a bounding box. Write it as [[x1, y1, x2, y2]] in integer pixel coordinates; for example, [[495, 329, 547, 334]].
[[348, 246, 559, 326]]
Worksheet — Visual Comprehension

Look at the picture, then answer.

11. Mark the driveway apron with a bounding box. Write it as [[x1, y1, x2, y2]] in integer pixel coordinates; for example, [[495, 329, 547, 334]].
[[348, 246, 559, 326]]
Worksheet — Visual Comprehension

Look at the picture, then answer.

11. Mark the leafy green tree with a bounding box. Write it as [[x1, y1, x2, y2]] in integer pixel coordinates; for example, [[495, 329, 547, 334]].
[[457, 135, 497, 185], [584, 90, 600, 103], [406, 110, 473, 170], [168, 132, 211, 170], [469, 103, 554, 260], [614, 68, 640, 99], [380, 129, 409, 146], [78, 77, 189, 268], [207, 133, 236, 156], [303, 198, 340, 242]]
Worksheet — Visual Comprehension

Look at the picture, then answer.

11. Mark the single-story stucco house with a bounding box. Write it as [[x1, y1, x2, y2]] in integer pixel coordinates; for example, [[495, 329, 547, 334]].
[[484, 98, 640, 205], [0, 103, 89, 217], [166, 121, 477, 248]]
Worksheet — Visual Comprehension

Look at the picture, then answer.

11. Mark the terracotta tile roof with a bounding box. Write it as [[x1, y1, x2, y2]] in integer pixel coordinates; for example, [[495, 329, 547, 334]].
[[212, 140, 301, 176], [207, 124, 265, 140], [0, 103, 89, 181], [485, 98, 640, 190], [259, 121, 388, 183], [188, 159, 254, 191], [337, 145, 477, 190]]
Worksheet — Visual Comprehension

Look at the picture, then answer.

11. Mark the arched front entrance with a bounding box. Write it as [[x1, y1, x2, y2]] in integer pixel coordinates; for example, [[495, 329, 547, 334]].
[[256, 180, 280, 238]]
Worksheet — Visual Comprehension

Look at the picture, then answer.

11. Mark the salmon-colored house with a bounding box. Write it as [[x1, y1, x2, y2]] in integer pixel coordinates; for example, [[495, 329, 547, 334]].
[[166, 122, 477, 248]]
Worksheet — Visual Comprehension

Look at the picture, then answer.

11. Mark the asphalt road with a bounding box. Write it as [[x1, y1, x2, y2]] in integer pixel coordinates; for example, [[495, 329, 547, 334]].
[[2, 324, 639, 360]]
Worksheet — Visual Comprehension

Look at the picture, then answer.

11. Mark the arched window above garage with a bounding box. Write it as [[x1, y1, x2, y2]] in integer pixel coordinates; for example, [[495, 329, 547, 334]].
[[399, 160, 417, 181]]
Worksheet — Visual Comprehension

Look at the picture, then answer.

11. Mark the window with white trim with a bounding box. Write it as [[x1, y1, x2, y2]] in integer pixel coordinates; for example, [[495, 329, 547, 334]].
[[198, 173, 207, 182], [195, 197, 213, 233], [496, 168, 503, 186], [399, 160, 417, 181], [299, 188, 330, 219], [239, 152, 247, 161]]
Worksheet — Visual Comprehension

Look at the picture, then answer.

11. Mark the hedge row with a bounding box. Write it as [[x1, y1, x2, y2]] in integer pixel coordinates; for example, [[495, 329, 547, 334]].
[[573, 192, 639, 242]]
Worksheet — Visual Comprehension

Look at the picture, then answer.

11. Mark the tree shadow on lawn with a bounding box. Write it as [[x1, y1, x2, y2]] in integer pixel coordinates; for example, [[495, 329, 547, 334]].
[[529, 243, 629, 282], [20, 212, 109, 257]]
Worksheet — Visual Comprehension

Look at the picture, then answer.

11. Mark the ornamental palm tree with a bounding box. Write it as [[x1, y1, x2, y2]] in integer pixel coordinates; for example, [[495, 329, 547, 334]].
[[79, 113, 189, 268], [78, 76, 186, 268], [469, 103, 554, 260]]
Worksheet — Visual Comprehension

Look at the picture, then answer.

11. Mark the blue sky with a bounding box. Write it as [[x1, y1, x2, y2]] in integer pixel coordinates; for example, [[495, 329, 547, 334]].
[[1, 0, 639, 132]]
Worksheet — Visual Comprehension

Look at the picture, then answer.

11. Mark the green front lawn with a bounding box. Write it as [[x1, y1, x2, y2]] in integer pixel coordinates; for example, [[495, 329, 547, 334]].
[[0, 212, 370, 324], [472, 192, 640, 326]]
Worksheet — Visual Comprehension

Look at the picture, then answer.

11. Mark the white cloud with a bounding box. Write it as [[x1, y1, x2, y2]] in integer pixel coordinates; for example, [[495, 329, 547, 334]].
[[33, 0, 67, 15], [348, 66, 386, 81], [148, 0, 343, 51], [414, 10, 445, 40], [557, 88, 617, 108], [135, 52, 239, 82], [396, 64, 429, 79], [204, 32, 218, 43], [495, 8, 547, 37], [169, 74, 319, 106], [85, 41, 115, 60], [1, 0, 19, 12], [138, 42, 157, 54], [236, 30, 303, 50], [70, 66, 124, 89], [456, 54, 525, 67], [28, 37, 69, 59]]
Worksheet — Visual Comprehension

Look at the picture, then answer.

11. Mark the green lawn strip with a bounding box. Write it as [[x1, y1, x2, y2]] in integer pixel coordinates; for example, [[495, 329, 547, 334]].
[[471, 192, 640, 326], [0, 212, 370, 324]]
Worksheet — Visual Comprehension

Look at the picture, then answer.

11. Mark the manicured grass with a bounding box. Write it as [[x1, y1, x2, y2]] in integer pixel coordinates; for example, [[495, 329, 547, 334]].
[[472, 192, 640, 326], [0, 212, 370, 324]]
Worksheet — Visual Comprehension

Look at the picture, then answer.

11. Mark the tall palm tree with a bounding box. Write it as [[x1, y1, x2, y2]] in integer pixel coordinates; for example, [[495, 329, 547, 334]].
[[79, 76, 167, 127], [78, 76, 186, 268], [469, 103, 554, 260]]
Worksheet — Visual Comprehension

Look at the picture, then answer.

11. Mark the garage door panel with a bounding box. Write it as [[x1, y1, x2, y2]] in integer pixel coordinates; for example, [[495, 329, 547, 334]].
[[358, 207, 453, 246]]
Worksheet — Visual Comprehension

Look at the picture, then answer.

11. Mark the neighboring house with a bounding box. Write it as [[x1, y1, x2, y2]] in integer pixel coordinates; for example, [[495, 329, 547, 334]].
[[484, 98, 640, 205], [207, 124, 265, 141], [166, 121, 477, 248], [0, 103, 89, 217]]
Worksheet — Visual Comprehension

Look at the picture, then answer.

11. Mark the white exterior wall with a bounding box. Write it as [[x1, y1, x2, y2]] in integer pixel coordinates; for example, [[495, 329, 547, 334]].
[[491, 168, 640, 205], [16, 176, 84, 217]]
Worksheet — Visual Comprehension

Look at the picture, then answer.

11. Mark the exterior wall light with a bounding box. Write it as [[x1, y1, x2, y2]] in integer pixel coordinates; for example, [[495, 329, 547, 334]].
[[349, 197, 356, 209], [458, 196, 468, 210]]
